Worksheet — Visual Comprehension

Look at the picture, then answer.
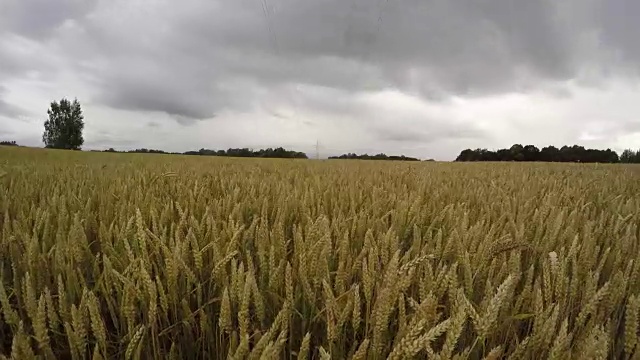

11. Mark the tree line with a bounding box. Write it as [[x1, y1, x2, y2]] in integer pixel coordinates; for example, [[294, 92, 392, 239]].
[[0, 141, 19, 146], [455, 144, 640, 163], [102, 147, 308, 159], [184, 147, 308, 158], [328, 153, 421, 161]]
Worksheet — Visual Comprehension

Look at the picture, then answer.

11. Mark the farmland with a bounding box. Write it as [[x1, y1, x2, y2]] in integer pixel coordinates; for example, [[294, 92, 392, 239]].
[[1, 146, 639, 359]]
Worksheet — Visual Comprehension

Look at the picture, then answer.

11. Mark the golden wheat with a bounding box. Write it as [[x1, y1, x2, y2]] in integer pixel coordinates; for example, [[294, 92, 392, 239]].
[[0, 147, 639, 358]]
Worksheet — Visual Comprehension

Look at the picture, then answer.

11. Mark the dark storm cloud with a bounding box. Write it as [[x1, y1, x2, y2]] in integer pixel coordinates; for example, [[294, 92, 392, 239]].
[[167, 0, 578, 94], [40, 0, 619, 121], [182, 0, 562, 74], [98, 75, 218, 120]]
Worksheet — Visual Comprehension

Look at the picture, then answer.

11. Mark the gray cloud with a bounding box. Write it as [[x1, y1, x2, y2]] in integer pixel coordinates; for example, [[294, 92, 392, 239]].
[[44, 0, 624, 120], [0, 36, 48, 82], [0, 0, 97, 39], [84, 131, 138, 149], [375, 126, 486, 144], [98, 75, 218, 120], [0, 86, 27, 118], [0, 100, 24, 118], [599, 0, 640, 68], [1, 0, 640, 158]]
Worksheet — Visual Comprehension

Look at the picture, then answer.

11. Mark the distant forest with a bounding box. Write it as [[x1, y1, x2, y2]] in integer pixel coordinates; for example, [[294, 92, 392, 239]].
[[103, 147, 309, 159], [328, 153, 421, 161], [4, 140, 640, 163], [455, 144, 640, 163]]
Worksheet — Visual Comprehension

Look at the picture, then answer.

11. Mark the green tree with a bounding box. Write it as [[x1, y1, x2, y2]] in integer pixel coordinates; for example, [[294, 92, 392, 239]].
[[509, 144, 525, 161], [42, 98, 85, 150], [621, 149, 640, 163]]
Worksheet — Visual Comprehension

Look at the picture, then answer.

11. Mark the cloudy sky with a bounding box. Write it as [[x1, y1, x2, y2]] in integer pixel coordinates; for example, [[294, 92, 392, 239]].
[[1, 0, 639, 160]]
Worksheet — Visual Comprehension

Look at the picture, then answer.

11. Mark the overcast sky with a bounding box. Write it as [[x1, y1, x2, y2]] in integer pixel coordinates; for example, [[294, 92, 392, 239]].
[[1, 0, 639, 160]]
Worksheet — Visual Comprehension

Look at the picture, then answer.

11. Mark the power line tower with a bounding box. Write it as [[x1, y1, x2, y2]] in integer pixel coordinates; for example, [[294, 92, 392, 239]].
[[315, 140, 320, 160]]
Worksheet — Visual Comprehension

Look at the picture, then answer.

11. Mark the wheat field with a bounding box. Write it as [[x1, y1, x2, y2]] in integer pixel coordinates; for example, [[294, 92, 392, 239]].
[[0, 146, 639, 359]]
